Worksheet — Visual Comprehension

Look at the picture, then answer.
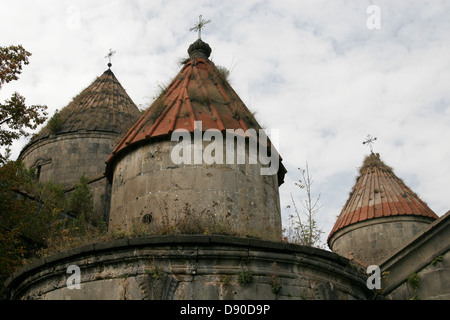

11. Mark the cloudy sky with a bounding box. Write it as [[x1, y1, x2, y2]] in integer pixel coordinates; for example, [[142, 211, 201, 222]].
[[1, 0, 449, 247]]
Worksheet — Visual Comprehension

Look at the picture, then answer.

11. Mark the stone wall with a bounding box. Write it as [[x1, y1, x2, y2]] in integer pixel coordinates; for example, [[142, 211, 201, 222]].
[[109, 139, 282, 239], [64, 176, 111, 222], [5, 235, 372, 300], [380, 211, 450, 300], [20, 131, 120, 188], [328, 216, 435, 266]]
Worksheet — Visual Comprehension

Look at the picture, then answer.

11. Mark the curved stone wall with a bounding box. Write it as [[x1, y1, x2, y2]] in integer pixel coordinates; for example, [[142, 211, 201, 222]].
[[5, 235, 371, 300], [20, 132, 120, 188], [329, 216, 435, 266], [109, 139, 282, 238]]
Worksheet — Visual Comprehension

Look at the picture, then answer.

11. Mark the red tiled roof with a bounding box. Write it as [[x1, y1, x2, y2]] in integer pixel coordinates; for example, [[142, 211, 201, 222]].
[[328, 154, 438, 241], [105, 40, 286, 184]]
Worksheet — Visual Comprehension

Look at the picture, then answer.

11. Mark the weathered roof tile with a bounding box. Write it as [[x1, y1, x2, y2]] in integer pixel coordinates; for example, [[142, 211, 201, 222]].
[[27, 68, 141, 142], [106, 40, 286, 185], [328, 153, 438, 240]]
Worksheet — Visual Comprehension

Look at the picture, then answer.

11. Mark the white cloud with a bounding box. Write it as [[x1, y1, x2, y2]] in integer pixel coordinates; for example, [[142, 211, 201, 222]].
[[1, 0, 449, 247]]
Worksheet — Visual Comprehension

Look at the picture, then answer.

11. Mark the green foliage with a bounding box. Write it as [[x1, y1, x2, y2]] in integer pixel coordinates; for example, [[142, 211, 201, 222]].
[[0, 163, 110, 299], [271, 281, 282, 295], [146, 265, 165, 280], [407, 272, 420, 288], [0, 160, 65, 298], [237, 268, 253, 286], [430, 255, 443, 265], [47, 110, 63, 133], [285, 216, 324, 248], [0, 45, 31, 87], [407, 272, 420, 300], [0, 45, 47, 164], [69, 174, 94, 224], [220, 275, 230, 285], [0, 161, 64, 245]]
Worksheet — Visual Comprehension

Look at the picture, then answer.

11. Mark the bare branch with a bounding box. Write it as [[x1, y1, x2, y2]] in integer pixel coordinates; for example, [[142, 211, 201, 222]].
[[284, 162, 324, 248]]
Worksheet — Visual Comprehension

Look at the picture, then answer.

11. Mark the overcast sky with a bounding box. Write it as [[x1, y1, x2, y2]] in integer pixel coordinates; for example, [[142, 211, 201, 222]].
[[1, 0, 449, 247]]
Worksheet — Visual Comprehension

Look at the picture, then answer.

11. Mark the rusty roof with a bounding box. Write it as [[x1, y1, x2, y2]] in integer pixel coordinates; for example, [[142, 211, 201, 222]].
[[21, 68, 141, 152], [328, 153, 438, 241], [105, 40, 286, 185]]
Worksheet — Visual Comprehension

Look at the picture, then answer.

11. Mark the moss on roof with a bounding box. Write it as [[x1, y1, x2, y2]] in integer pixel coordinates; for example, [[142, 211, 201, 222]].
[[359, 153, 394, 176], [28, 69, 141, 142]]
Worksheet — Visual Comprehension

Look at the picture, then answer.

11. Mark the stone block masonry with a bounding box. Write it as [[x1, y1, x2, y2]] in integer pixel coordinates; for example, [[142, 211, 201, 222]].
[[5, 235, 372, 300], [109, 139, 282, 239], [20, 131, 120, 188], [379, 211, 450, 300]]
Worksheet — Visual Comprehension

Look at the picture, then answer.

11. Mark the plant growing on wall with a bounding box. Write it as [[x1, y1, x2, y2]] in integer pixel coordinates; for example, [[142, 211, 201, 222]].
[[0, 161, 65, 298], [430, 255, 443, 266], [270, 262, 282, 296], [68, 174, 94, 225], [407, 272, 420, 300], [47, 110, 63, 134], [146, 265, 165, 280], [237, 267, 253, 286]]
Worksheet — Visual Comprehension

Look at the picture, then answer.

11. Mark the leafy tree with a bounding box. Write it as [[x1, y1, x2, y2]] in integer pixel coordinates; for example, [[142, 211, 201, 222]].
[[284, 163, 324, 248], [0, 47, 106, 298], [0, 45, 47, 164], [69, 174, 95, 225], [0, 161, 65, 298], [0, 162, 35, 278], [0, 169, 103, 298], [40, 174, 105, 259]]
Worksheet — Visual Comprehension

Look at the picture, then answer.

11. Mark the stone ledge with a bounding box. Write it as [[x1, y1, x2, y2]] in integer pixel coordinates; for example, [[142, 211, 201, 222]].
[[380, 211, 450, 296], [5, 234, 368, 299]]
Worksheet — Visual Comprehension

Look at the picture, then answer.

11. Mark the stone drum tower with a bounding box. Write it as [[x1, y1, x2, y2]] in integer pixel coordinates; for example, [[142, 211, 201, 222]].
[[328, 153, 438, 266], [105, 38, 286, 238], [19, 65, 141, 219]]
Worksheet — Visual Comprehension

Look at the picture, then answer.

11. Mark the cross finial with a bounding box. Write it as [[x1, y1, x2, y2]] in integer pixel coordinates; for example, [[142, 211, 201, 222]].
[[189, 15, 211, 40], [363, 134, 377, 153], [105, 49, 116, 68]]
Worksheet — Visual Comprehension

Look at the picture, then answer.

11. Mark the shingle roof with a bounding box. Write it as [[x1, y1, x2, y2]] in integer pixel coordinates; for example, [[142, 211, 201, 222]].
[[105, 39, 286, 185], [23, 68, 141, 145], [328, 153, 438, 241]]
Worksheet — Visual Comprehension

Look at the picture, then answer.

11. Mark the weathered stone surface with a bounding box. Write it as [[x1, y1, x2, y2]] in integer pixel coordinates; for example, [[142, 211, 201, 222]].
[[5, 235, 372, 300], [20, 132, 119, 188], [109, 140, 282, 239], [329, 216, 434, 266], [380, 211, 450, 300], [19, 131, 119, 220]]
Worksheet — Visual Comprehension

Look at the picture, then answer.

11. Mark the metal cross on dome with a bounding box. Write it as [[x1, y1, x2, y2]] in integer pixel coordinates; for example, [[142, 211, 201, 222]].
[[190, 15, 211, 40], [105, 49, 116, 68], [363, 134, 377, 153]]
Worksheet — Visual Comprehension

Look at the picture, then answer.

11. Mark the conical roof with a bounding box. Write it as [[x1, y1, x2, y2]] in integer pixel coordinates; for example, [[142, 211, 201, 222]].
[[105, 39, 286, 184], [328, 153, 438, 241], [22, 68, 141, 149]]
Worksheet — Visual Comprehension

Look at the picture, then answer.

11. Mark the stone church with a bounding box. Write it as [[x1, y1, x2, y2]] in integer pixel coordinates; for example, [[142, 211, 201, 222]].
[[5, 34, 449, 300]]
